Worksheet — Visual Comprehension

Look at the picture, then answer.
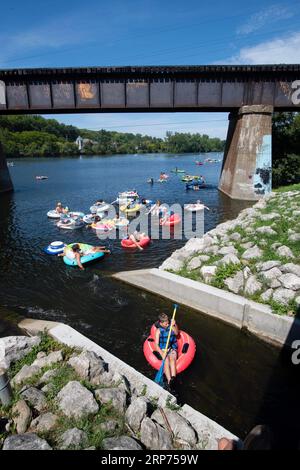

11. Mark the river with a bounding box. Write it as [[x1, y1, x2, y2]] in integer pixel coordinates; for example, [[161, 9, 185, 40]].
[[1, 153, 299, 447]]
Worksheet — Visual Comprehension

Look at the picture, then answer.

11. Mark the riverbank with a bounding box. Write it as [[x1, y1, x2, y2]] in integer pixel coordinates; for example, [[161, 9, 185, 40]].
[[160, 190, 300, 317], [0, 321, 237, 450]]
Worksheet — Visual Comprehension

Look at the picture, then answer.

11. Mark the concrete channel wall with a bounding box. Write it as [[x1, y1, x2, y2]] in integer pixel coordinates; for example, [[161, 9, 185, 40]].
[[18, 318, 239, 449], [113, 268, 300, 348]]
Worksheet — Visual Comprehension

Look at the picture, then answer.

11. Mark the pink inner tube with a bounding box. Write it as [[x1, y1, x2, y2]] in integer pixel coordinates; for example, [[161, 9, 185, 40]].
[[160, 213, 181, 226], [121, 236, 151, 249]]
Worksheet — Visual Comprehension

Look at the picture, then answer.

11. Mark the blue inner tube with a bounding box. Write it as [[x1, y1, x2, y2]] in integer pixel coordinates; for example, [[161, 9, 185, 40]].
[[63, 243, 105, 266], [44, 242, 65, 255]]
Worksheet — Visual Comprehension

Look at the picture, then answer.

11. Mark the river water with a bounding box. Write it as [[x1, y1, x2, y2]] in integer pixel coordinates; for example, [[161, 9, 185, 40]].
[[1, 153, 299, 447]]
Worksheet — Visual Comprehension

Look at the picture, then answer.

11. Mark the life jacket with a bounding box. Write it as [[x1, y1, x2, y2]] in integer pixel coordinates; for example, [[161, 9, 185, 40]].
[[156, 322, 178, 351]]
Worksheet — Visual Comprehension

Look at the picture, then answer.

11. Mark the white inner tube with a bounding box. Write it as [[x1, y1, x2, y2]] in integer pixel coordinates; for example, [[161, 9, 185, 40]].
[[185, 204, 205, 212], [47, 210, 61, 219]]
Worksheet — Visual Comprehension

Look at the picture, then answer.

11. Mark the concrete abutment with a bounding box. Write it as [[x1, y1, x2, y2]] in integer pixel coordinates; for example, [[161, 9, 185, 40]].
[[0, 142, 13, 194]]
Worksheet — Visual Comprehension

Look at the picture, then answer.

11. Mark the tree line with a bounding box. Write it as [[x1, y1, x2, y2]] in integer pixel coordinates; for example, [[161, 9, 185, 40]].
[[0, 115, 225, 158]]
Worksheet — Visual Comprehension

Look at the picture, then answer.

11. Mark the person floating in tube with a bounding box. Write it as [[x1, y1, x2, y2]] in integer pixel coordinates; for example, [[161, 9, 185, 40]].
[[155, 312, 179, 391]]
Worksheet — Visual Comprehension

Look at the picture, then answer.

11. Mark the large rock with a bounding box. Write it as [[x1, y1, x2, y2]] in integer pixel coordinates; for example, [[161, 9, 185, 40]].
[[98, 420, 119, 434], [68, 350, 106, 385], [229, 232, 241, 241], [94, 388, 127, 414], [186, 257, 202, 271], [258, 212, 279, 221], [3, 433, 52, 450], [58, 428, 87, 450], [12, 400, 32, 434], [102, 436, 142, 450], [57, 381, 99, 418], [224, 271, 244, 294], [20, 387, 46, 412], [200, 266, 217, 283], [38, 368, 59, 385], [244, 276, 263, 295], [256, 226, 277, 235], [260, 268, 282, 288], [218, 254, 240, 266], [30, 413, 58, 433], [289, 233, 300, 242], [160, 257, 184, 272], [257, 260, 281, 272], [140, 417, 173, 450], [273, 288, 296, 305], [278, 274, 300, 291], [261, 289, 273, 302], [218, 246, 238, 256], [151, 409, 197, 446], [242, 246, 263, 260], [0, 336, 41, 370], [280, 263, 300, 277], [125, 397, 150, 433], [12, 364, 40, 387], [277, 245, 295, 258], [32, 350, 63, 368]]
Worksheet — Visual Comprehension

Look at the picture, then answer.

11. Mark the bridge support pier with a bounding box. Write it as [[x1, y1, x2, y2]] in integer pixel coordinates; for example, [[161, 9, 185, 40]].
[[0, 142, 13, 194], [219, 105, 273, 200]]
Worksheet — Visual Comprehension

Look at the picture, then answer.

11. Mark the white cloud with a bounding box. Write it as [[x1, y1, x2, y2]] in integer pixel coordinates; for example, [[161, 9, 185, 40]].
[[217, 31, 300, 64], [237, 4, 293, 35]]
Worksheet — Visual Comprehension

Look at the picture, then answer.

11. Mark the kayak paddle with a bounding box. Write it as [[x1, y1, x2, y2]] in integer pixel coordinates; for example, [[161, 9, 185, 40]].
[[154, 303, 178, 386]]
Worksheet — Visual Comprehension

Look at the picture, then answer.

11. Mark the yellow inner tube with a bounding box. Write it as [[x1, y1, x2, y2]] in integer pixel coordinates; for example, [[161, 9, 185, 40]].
[[120, 204, 141, 214]]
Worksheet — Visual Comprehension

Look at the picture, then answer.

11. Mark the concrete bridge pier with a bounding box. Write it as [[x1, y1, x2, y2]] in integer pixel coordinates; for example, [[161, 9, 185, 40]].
[[0, 142, 13, 194], [219, 105, 273, 200]]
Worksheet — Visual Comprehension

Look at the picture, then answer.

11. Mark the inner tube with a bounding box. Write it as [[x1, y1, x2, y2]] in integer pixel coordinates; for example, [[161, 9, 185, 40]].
[[90, 204, 110, 214], [63, 243, 105, 266], [171, 169, 185, 173], [57, 219, 84, 230], [91, 221, 114, 231], [120, 204, 141, 214], [69, 211, 84, 219], [47, 210, 61, 219], [121, 236, 150, 249], [184, 204, 205, 212], [83, 214, 96, 224], [160, 214, 181, 226], [44, 241, 65, 255], [143, 324, 196, 374]]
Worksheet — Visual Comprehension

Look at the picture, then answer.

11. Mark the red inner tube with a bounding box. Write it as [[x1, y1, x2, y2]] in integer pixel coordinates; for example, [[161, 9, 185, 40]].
[[121, 236, 151, 249], [160, 213, 181, 227], [143, 324, 196, 374]]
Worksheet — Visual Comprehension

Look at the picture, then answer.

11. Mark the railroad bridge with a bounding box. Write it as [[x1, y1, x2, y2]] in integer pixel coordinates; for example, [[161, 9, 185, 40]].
[[1, 64, 300, 200]]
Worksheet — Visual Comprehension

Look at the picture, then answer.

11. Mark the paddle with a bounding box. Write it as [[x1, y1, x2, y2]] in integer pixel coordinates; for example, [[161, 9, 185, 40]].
[[155, 303, 178, 386]]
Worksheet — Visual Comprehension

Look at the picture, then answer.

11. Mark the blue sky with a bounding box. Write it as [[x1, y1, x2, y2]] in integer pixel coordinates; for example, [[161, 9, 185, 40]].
[[2, 0, 300, 138]]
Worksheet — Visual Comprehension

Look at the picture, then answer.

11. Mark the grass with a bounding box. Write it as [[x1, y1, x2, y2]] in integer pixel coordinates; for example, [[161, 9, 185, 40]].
[[274, 183, 300, 193], [211, 262, 243, 289]]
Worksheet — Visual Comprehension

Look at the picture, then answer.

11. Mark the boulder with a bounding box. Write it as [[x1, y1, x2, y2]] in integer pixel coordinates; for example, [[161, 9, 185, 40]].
[[160, 257, 184, 272], [57, 381, 99, 418], [257, 261, 281, 272], [98, 420, 119, 434], [224, 271, 244, 294], [256, 226, 277, 236], [260, 268, 282, 287], [278, 274, 300, 291], [289, 233, 300, 242], [32, 350, 63, 368], [218, 254, 240, 266], [261, 289, 273, 302], [140, 417, 173, 450], [218, 246, 238, 256], [58, 428, 87, 450], [68, 350, 106, 385], [20, 387, 46, 412], [3, 433, 52, 450], [276, 245, 295, 258], [102, 436, 143, 450], [95, 387, 127, 414], [198, 255, 210, 262], [272, 288, 296, 305], [151, 409, 197, 446], [0, 336, 41, 370], [30, 412, 58, 433], [229, 232, 241, 241], [12, 400, 32, 434], [200, 266, 217, 283], [241, 242, 254, 250], [242, 246, 263, 260], [280, 263, 300, 277], [186, 257, 202, 271], [125, 397, 150, 433], [38, 368, 59, 385], [12, 364, 40, 387], [244, 276, 263, 295]]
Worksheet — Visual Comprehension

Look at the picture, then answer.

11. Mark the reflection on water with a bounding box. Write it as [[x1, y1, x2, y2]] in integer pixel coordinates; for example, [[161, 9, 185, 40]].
[[2, 153, 299, 445]]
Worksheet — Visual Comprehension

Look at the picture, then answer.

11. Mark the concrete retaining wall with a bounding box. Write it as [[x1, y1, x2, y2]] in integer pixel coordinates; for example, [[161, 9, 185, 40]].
[[18, 318, 238, 449], [113, 268, 300, 348]]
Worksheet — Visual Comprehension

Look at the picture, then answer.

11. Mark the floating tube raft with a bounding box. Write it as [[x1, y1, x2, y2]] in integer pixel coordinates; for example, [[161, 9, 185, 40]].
[[121, 236, 150, 249], [44, 241, 65, 255], [143, 324, 196, 374], [184, 204, 205, 212], [120, 204, 141, 214], [63, 243, 105, 266], [160, 213, 181, 226], [57, 219, 84, 230], [47, 210, 61, 219]]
